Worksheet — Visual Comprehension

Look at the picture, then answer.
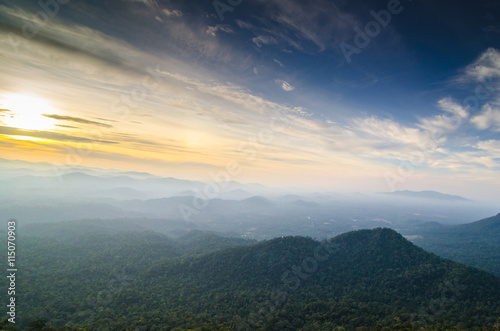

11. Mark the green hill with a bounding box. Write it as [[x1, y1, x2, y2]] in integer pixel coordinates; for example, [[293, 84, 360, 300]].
[[409, 213, 500, 275], [4, 227, 500, 330]]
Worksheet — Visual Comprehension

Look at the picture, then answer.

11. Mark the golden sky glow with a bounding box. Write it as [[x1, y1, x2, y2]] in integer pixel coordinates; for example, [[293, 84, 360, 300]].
[[1, 1, 500, 201], [1, 94, 59, 131]]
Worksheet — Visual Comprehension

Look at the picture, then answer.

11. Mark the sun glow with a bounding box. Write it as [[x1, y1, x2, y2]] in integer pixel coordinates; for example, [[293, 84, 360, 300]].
[[1, 94, 58, 131]]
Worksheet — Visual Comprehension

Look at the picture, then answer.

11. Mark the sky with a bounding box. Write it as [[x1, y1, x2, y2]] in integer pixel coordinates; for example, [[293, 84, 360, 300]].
[[0, 0, 500, 201]]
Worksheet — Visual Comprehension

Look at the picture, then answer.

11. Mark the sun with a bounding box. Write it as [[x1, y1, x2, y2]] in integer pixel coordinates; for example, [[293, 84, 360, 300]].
[[1, 94, 58, 131]]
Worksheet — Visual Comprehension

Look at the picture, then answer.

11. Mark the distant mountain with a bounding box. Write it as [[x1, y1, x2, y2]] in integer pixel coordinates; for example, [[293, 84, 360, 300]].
[[456, 213, 500, 244], [117, 171, 158, 179], [0, 169, 276, 203], [173, 188, 254, 200], [289, 199, 321, 208], [218, 188, 253, 200], [89, 187, 149, 200], [240, 195, 274, 207], [276, 194, 308, 202], [406, 213, 500, 275], [408, 213, 500, 246], [379, 190, 471, 201], [176, 189, 196, 196]]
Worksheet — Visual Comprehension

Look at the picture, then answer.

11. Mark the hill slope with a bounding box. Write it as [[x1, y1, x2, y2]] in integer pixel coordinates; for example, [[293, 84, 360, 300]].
[[7, 228, 500, 330], [408, 213, 500, 275]]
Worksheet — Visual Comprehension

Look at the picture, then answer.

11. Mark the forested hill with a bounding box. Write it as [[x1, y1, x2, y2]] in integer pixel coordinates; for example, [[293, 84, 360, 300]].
[[143, 228, 500, 330], [453, 213, 500, 245], [415, 213, 500, 245], [4, 227, 500, 330], [409, 213, 500, 275]]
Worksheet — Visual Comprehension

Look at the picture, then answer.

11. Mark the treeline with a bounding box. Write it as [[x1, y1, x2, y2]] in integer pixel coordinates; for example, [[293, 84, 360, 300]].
[[1, 226, 500, 330]]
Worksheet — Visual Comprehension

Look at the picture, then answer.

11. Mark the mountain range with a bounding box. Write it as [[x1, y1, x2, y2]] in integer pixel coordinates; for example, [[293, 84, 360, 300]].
[[378, 190, 472, 201], [4, 223, 500, 330]]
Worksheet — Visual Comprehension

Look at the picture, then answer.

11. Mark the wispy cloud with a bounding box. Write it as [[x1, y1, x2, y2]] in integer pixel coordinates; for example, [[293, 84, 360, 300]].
[[206, 25, 234, 37], [274, 59, 284, 67], [459, 48, 500, 131], [475, 139, 500, 157], [417, 98, 468, 140], [236, 20, 253, 29], [56, 124, 79, 129], [162, 8, 183, 17], [0, 126, 117, 144], [253, 0, 358, 52], [274, 79, 295, 91], [471, 105, 500, 131], [252, 35, 278, 48], [43, 114, 113, 128], [465, 48, 500, 83]]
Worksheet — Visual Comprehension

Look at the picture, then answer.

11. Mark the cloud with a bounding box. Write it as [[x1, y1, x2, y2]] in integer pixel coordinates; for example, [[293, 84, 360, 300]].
[[56, 124, 79, 129], [475, 139, 500, 157], [253, 0, 358, 52], [206, 25, 234, 37], [461, 48, 500, 106], [4, 2, 497, 188], [0, 126, 117, 144], [0, 4, 148, 77], [123, 0, 160, 10], [162, 8, 183, 17], [274, 59, 284, 67], [465, 48, 500, 82], [352, 116, 426, 149], [94, 117, 118, 123], [470, 105, 500, 131], [236, 20, 253, 29], [252, 35, 277, 47], [438, 98, 469, 119], [275, 79, 295, 91], [43, 114, 113, 128], [417, 98, 468, 139], [155, 69, 306, 118], [347, 98, 472, 165], [430, 149, 499, 170]]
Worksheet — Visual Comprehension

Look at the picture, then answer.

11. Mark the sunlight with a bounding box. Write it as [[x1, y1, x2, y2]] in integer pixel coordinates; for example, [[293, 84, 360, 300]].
[[1, 94, 58, 131], [6, 135, 47, 142]]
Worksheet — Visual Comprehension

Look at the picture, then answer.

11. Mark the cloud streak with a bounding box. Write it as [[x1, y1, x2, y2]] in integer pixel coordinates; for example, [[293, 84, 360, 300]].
[[471, 106, 500, 131], [1, 1, 500, 198], [0, 126, 117, 144], [43, 114, 113, 128]]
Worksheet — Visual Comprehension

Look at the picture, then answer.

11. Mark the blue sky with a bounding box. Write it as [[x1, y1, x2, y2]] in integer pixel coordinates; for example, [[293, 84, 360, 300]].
[[0, 0, 500, 201]]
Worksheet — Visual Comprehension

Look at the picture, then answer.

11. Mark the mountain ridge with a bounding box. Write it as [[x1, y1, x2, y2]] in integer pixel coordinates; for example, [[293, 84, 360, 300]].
[[379, 190, 471, 201], [6, 226, 500, 329]]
